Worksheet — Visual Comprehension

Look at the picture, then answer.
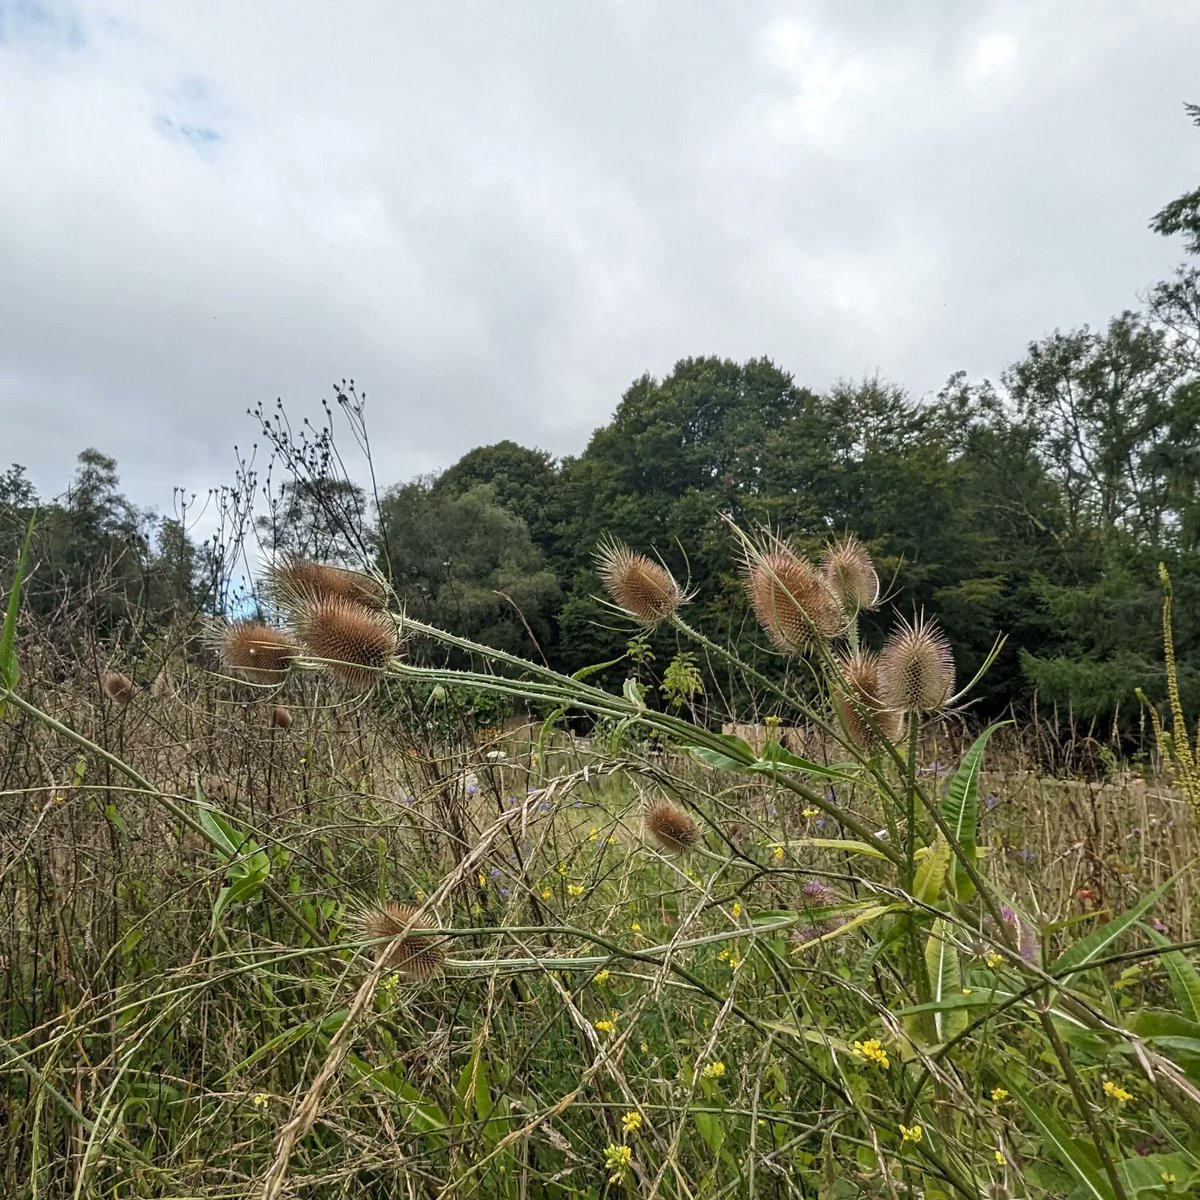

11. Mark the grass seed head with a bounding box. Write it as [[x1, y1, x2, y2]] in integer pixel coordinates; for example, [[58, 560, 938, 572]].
[[292, 595, 399, 689], [358, 901, 445, 980], [645, 800, 701, 853], [270, 558, 387, 611], [101, 671, 134, 705], [743, 540, 844, 653], [878, 613, 955, 712], [271, 704, 293, 729], [833, 650, 904, 747], [820, 535, 880, 615], [595, 539, 686, 625], [214, 620, 297, 685]]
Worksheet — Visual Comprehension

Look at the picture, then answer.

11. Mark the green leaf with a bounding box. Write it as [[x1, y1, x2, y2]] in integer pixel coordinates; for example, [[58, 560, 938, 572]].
[[0, 513, 35, 715], [913, 837, 951, 906], [1143, 924, 1200, 1024], [924, 918, 968, 1043], [786, 837, 890, 861], [1011, 1086, 1117, 1200], [940, 722, 1006, 899]]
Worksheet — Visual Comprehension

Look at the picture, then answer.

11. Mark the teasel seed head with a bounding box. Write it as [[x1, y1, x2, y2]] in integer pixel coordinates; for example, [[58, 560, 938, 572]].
[[644, 799, 701, 853], [820, 535, 880, 615], [291, 594, 399, 689], [877, 613, 955, 713], [594, 539, 686, 625], [271, 704, 293, 729], [357, 901, 445, 980], [269, 557, 387, 612], [833, 650, 904, 747], [211, 620, 297, 685], [102, 671, 134, 706], [743, 539, 845, 653]]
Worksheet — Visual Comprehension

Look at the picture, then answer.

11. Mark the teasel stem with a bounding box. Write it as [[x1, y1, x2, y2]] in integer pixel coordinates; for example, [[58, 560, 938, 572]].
[[904, 709, 920, 893]]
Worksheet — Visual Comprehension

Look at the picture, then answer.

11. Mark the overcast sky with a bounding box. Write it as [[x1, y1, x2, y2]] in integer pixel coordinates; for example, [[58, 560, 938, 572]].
[[1, 1, 1197, 528]]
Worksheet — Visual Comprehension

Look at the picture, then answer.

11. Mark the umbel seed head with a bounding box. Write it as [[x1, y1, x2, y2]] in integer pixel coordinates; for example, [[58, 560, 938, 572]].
[[291, 595, 399, 689], [358, 902, 445, 980], [833, 650, 904, 747], [102, 671, 134, 706], [271, 704, 293, 729], [214, 620, 297, 685], [743, 541, 844, 653], [595, 539, 686, 625], [645, 799, 701, 853], [270, 558, 387, 611], [820, 535, 880, 615], [878, 613, 955, 713]]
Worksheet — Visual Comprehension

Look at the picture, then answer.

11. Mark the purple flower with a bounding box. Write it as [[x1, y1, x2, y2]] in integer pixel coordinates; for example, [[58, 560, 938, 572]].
[[499, 887, 511, 900], [999, 905, 1038, 962], [815, 817, 828, 833], [919, 761, 947, 777], [1153, 919, 1168, 933], [489, 867, 501, 879], [984, 794, 1000, 811], [466, 784, 478, 795], [1016, 849, 1037, 866]]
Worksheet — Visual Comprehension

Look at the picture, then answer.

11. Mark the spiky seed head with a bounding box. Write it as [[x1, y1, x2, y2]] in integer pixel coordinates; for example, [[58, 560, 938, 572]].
[[833, 650, 904, 747], [594, 539, 685, 625], [270, 558, 387, 611], [291, 595, 399, 689], [820, 535, 880, 615], [878, 614, 955, 713], [271, 704, 293, 729], [213, 620, 297, 685], [358, 902, 445, 979], [743, 542, 844, 653], [102, 671, 134, 705], [645, 800, 700, 853], [801, 879, 838, 907]]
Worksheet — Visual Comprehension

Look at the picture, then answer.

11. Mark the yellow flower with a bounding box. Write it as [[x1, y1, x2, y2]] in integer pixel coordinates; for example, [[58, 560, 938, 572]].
[[540, 887, 552, 900], [772, 845, 785, 864], [607, 835, 618, 846], [731, 901, 743, 919], [994, 1150, 1005, 1165], [801, 807, 819, 818], [700, 1060, 726, 1080], [603, 1143, 632, 1183], [852, 1038, 890, 1070], [594, 1018, 616, 1034], [764, 714, 782, 728], [620, 1111, 643, 1135], [639, 1041, 649, 1053], [899, 1124, 923, 1144], [588, 827, 599, 843], [726, 956, 741, 969], [477, 872, 487, 888], [986, 952, 1004, 968], [961, 987, 973, 995], [252, 1093, 269, 1108], [630, 921, 642, 933], [567, 883, 585, 897], [470, 903, 483, 916], [557, 862, 568, 876], [990, 1087, 1009, 1102], [1103, 1079, 1133, 1104], [594, 969, 611, 985], [1162, 1172, 1177, 1184]]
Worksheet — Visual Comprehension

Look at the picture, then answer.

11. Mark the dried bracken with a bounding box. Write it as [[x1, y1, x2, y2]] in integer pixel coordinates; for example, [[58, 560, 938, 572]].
[[820, 535, 880, 615], [269, 558, 387, 611], [645, 799, 701, 854], [212, 620, 297, 685], [595, 539, 686, 625], [291, 595, 399, 689], [743, 540, 844, 653], [271, 704, 293, 729], [102, 671, 134, 706], [833, 650, 904, 747], [878, 613, 956, 713], [358, 902, 445, 979]]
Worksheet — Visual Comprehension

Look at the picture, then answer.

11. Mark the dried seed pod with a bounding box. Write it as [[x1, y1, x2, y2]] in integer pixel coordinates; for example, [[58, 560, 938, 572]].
[[833, 650, 904, 747], [743, 540, 844, 652], [820, 535, 880, 615], [291, 595, 399, 689], [102, 671, 134, 705], [271, 704, 293, 729], [645, 800, 701, 854], [212, 620, 297, 685], [358, 902, 445, 980], [595, 539, 686, 625], [878, 614, 955, 713], [269, 558, 387, 611]]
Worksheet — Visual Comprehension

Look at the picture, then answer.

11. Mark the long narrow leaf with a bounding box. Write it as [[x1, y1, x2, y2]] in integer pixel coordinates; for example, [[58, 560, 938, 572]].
[[1011, 1086, 1116, 1200], [924, 918, 967, 1042], [1143, 924, 1200, 1024], [940, 722, 1006, 899]]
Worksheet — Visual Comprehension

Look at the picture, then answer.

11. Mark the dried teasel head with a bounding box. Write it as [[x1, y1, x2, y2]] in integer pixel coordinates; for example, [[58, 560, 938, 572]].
[[269, 558, 387, 611], [644, 799, 701, 854], [210, 620, 297, 685], [742, 538, 845, 653], [291, 594, 399, 689], [594, 539, 687, 625], [820, 535, 879, 615], [271, 704, 293, 729], [832, 650, 904, 747], [878, 613, 955, 713], [102, 671, 134, 706], [357, 901, 445, 980]]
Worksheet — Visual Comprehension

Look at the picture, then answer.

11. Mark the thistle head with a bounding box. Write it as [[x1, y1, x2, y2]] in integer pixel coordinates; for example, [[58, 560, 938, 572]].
[[102, 671, 134, 706], [291, 595, 399, 689], [820, 535, 879, 615], [211, 620, 296, 685], [271, 704, 293, 729], [356, 901, 445, 980], [644, 799, 701, 854], [595, 539, 686, 625], [742, 538, 844, 653], [269, 558, 387, 611], [877, 613, 955, 713], [833, 650, 904, 747]]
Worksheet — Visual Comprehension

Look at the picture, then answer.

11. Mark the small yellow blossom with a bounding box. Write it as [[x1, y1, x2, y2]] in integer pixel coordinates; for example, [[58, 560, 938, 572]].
[[639, 1041, 649, 1053], [470, 903, 483, 916], [700, 1060, 726, 1080], [594, 969, 611, 985], [567, 883, 585, 897], [630, 920, 642, 933], [594, 1018, 616, 1034], [986, 952, 1004, 968], [1103, 1079, 1133, 1104], [772, 845, 785, 864], [621, 1111, 643, 1135], [477, 872, 487, 888], [994, 1150, 1005, 1165], [899, 1123, 923, 1144], [801, 807, 819, 818], [607, 835, 618, 846], [252, 1093, 269, 1108], [557, 862, 568, 876], [990, 1087, 1009, 1102], [961, 987, 973, 995], [540, 887, 552, 900], [731, 901, 743, 919], [718, 947, 730, 962], [764, 714, 783, 728], [852, 1038, 890, 1070], [603, 1143, 632, 1183], [588, 827, 599, 843], [726, 955, 741, 969], [1162, 1172, 1177, 1184]]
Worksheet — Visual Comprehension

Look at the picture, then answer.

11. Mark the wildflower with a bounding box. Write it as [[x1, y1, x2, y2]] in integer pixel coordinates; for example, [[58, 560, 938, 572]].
[[478, 872, 487, 888], [986, 952, 1004, 968], [603, 1142, 633, 1184], [594, 969, 611, 985], [470, 903, 482, 916], [621, 1111, 643, 1135], [731, 901, 743, 919], [877, 613, 955, 712], [990, 1088, 1009, 1102], [984, 793, 1000, 811], [567, 883, 585, 897], [539, 887, 552, 900], [1162, 1172, 1177, 1184], [645, 800, 701, 853], [557, 862, 568, 876], [356, 901, 444, 980], [700, 1060, 726, 1080], [252, 1092, 269, 1108], [725, 955, 741, 969], [718, 948, 731, 961], [594, 1018, 616, 1034], [1103, 1079, 1133, 1104], [772, 845, 785, 864], [607, 834, 618, 846], [101, 671, 135, 706], [289, 594, 399, 689], [961, 987, 973, 995], [639, 1041, 649, 1053], [588, 827, 599, 843], [899, 1124, 923, 1144], [595, 539, 688, 625], [743, 537, 845, 653], [801, 807, 819, 818], [852, 1039, 890, 1070], [994, 1150, 1006, 1165], [630, 921, 642, 933], [820, 534, 880, 615], [764, 714, 783, 728]]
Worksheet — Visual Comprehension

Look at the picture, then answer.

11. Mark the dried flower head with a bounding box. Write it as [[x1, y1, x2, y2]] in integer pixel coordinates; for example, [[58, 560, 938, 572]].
[[595, 539, 686, 625], [357, 901, 445, 980], [270, 558, 387, 611], [820, 535, 880, 615], [833, 650, 904, 747], [291, 595, 399, 689], [878, 614, 955, 712], [212, 620, 297, 685], [271, 704, 293, 729], [645, 799, 701, 853], [743, 540, 845, 652], [102, 671, 134, 706]]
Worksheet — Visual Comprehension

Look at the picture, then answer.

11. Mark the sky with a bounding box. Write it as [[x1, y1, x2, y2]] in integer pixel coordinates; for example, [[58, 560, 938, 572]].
[[1, 0, 1197, 532]]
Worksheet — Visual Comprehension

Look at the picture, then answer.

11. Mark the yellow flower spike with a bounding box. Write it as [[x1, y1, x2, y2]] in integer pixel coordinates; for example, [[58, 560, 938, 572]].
[[587, 827, 599, 843], [593, 1018, 616, 1034], [986, 952, 1004, 968], [594, 969, 611, 985], [772, 846, 785, 864], [899, 1124, 923, 1144], [477, 872, 487, 888], [539, 887, 552, 900], [731, 901, 743, 919], [630, 920, 642, 933], [603, 1143, 632, 1184], [994, 1150, 1005, 1165], [852, 1039, 890, 1070]]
